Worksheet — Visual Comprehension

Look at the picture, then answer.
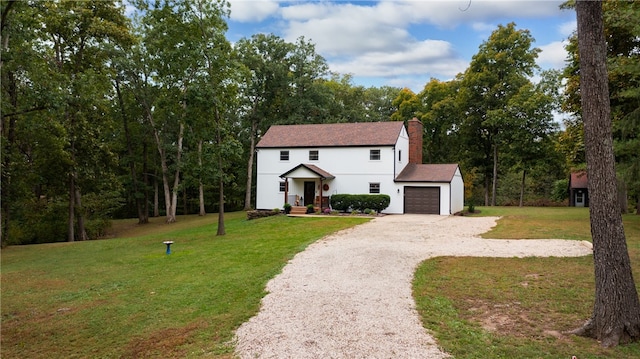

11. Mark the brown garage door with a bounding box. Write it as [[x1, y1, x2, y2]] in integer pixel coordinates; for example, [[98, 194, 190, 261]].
[[404, 187, 440, 214]]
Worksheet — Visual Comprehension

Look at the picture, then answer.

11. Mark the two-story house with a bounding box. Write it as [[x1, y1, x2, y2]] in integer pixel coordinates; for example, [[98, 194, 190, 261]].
[[255, 119, 464, 215]]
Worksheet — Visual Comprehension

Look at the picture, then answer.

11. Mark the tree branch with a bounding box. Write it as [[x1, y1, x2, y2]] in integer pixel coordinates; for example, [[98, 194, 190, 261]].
[[2, 106, 48, 118]]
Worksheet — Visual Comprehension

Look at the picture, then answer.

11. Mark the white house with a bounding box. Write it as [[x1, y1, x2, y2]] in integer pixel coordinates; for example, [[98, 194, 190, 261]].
[[255, 119, 464, 215]]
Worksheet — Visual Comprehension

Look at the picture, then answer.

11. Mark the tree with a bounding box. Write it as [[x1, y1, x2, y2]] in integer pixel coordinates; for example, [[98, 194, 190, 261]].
[[284, 37, 331, 124], [37, 1, 133, 241], [236, 34, 292, 210], [391, 88, 421, 123], [418, 78, 462, 164], [457, 23, 541, 206], [605, 0, 640, 214], [503, 71, 560, 206], [189, 0, 241, 235], [562, 0, 640, 213], [362, 86, 401, 122], [236, 34, 329, 210], [571, 0, 640, 346]]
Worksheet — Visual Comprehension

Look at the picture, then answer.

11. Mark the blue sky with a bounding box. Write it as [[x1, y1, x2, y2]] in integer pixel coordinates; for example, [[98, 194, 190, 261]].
[[225, 0, 576, 92]]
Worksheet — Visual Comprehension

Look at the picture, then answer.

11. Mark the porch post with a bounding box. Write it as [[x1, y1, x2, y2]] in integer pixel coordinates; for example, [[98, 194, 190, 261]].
[[284, 178, 288, 205], [319, 179, 323, 212]]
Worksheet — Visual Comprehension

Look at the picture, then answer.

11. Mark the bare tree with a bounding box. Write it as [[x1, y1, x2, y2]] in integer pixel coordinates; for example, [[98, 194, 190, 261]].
[[571, 0, 640, 347]]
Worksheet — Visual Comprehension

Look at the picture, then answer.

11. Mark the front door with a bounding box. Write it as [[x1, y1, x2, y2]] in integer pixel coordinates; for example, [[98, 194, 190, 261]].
[[575, 190, 585, 207], [304, 181, 315, 206]]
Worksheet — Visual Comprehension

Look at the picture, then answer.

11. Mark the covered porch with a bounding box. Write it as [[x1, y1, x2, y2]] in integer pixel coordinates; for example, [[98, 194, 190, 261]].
[[280, 164, 335, 212]]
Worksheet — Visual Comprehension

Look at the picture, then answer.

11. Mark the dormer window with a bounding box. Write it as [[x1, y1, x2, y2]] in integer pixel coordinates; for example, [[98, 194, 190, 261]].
[[280, 150, 289, 161], [398, 150, 402, 162], [370, 149, 381, 161], [309, 150, 319, 161]]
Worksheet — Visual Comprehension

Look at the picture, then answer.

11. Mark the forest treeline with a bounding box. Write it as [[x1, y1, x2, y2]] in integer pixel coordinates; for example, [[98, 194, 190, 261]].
[[1, 0, 638, 245]]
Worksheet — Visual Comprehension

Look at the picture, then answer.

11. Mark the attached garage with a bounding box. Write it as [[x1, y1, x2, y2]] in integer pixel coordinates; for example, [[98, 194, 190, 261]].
[[395, 163, 465, 215], [404, 187, 440, 214]]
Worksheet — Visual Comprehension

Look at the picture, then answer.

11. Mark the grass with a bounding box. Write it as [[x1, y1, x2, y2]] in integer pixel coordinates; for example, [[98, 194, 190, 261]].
[[4, 207, 640, 358], [413, 206, 640, 359], [1, 212, 369, 358]]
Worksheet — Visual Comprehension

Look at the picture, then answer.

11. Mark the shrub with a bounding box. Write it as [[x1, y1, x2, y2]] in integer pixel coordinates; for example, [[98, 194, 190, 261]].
[[306, 204, 315, 214], [283, 203, 292, 214], [552, 179, 569, 202], [330, 194, 390, 213]]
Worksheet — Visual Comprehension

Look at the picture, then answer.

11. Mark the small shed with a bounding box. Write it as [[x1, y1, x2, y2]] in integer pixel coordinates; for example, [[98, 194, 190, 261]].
[[569, 171, 589, 207]]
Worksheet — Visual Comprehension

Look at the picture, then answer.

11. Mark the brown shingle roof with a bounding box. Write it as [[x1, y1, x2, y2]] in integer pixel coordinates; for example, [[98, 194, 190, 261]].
[[395, 163, 459, 182], [280, 164, 335, 179], [570, 171, 588, 189], [256, 122, 405, 148]]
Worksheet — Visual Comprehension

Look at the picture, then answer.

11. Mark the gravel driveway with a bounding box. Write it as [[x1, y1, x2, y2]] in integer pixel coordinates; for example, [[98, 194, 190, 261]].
[[234, 215, 593, 358]]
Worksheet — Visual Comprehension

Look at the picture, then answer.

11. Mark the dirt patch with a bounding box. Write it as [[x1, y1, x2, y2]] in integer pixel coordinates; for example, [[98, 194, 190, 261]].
[[121, 320, 207, 358]]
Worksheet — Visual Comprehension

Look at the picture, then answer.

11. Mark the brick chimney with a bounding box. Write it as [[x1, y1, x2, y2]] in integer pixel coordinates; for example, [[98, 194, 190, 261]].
[[408, 117, 423, 164]]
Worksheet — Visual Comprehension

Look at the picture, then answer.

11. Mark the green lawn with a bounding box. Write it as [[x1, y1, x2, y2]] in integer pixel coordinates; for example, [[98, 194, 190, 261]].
[[3, 208, 640, 358], [1, 212, 369, 358], [413, 206, 640, 359]]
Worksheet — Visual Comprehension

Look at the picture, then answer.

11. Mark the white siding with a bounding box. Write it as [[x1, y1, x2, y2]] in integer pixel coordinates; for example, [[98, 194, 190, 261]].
[[255, 128, 465, 216], [256, 140, 408, 213], [450, 168, 465, 214]]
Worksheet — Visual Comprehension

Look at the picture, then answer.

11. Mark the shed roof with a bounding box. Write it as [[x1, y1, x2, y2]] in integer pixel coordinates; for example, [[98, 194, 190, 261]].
[[256, 122, 405, 148], [570, 171, 588, 189], [395, 163, 459, 183]]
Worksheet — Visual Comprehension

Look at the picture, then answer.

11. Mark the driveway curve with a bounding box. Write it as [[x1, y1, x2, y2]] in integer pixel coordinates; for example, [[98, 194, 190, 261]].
[[234, 215, 593, 358]]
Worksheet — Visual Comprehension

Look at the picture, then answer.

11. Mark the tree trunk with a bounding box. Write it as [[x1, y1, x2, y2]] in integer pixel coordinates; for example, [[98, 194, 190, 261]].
[[159, 146, 174, 223], [142, 141, 149, 223], [519, 169, 526, 207], [491, 144, 498, 206], [199, 182, 205, 216], [153, 172, 159, 217], [183, 188, 188, 215], [217, 174, 226, 236], [1, 70, 18, 247], [243, 118, 258, 210], [198, 140, 206, 216], [215, 110, 225, 236], [115, 78, 147, 224], [74, 187, 88, 241], [617, 178, 627, 214], [68, 173, 75, 242], [168, 122, 184, 222], [572, 0, 640, 347], [484, 175, 489, 206], [146, 108, 178, 223]]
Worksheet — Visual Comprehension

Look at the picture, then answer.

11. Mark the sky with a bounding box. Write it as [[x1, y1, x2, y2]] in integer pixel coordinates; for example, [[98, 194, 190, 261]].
[[224, 0, 577, 93]]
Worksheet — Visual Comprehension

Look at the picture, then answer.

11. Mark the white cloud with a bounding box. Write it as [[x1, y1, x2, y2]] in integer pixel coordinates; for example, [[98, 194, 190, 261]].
[[390, 0, 566, 28], [329, 40, 468, 79], [538, 40, 569, 69], [471, 22, 497, 32], [558, 20, 577, 37], [226, 1, 570, 89], [228, 0, 280, 22]]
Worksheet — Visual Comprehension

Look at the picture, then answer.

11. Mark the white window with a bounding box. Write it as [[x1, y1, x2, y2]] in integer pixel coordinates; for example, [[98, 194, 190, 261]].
[[370, 149, 381, 161], [280, 150, 289, 161], [309, 150, 319, 161], [369, 183, 380, 194], [279, 182, 286, 192]]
